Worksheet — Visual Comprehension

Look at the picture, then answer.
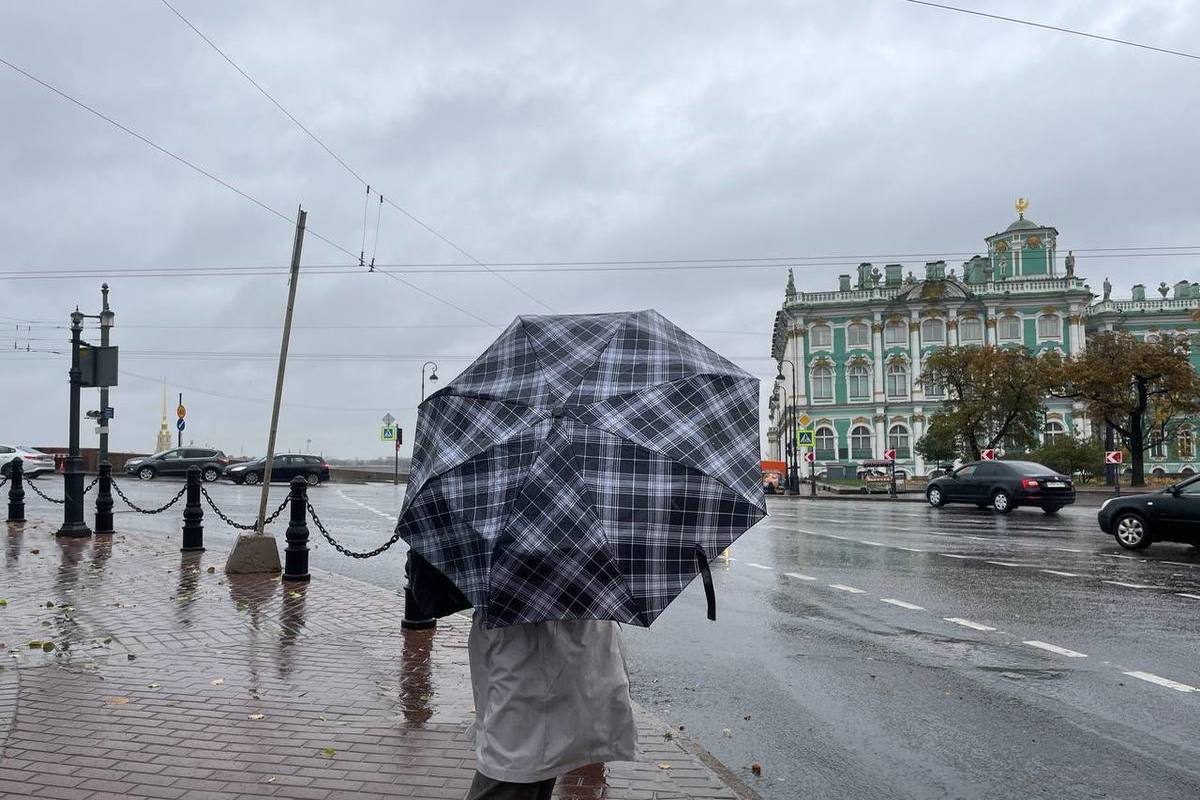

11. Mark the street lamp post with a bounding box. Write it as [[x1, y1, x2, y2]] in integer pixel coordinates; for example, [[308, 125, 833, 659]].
[[774, 383, 792, 494], [58, 309, 91, 538], [777, 359, 800, 494], [95, 285, 115, 535], [402, 360, 440, 632]]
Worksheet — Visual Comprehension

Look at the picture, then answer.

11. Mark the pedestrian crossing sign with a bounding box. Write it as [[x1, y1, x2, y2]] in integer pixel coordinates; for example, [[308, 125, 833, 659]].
[[795, 428, 814, 447], [381, 425, 398, 442]]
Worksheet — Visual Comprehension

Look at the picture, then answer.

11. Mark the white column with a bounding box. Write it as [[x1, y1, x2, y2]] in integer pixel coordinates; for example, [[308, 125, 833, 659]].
[[948, 311, 959, 346], [871, 320, 885, 402], [909, 316, 923, 400], [912, 414, 925, 475], [791, 327, 808, 405], [874, 414, 886, 457], [1069, 314, 1085, 356]]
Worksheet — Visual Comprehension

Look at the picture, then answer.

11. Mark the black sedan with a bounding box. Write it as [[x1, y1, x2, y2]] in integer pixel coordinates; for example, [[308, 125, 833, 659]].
[[1097, 474, 1200, 550], [926, 460, 1076, 514], [224, 454, 329, 486]]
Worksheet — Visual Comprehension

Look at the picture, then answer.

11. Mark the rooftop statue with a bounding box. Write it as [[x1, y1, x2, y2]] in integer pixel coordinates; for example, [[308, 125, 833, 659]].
[[1065, 250, 1075, 278], [1103, 277, 1112, 301]]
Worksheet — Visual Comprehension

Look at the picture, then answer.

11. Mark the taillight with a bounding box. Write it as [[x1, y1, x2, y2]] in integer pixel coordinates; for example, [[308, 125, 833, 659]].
[[1021, 478, 1039, 490]]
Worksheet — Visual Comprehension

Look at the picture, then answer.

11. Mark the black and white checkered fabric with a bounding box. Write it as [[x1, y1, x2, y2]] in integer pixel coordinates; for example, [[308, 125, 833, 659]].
[[396, 310, 766, 628]]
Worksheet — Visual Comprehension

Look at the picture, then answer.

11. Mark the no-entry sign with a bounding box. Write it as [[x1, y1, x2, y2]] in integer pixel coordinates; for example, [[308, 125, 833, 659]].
[[1105, 450, 1123, 465]]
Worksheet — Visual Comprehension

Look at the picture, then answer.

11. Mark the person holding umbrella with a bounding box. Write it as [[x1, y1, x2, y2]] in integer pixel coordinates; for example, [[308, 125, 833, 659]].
[[399, 311, 767, 799]]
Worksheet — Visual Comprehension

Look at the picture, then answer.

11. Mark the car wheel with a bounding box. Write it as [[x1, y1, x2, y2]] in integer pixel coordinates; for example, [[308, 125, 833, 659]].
[[305, 473, 320, 487], [991, 490, 1013, 514], [1114, 513, 1151, 550], [244, 472, 261, 486], [202, 467, 220, 483], [926, 486, 945, 508], [138, 466, 155, 481], [1041, 505, 1061, 515]]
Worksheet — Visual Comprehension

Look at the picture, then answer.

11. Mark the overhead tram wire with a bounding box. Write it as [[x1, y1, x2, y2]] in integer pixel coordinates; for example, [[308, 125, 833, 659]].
[[904, 1, 1200, 62], [0, 53, 500, 327], [157, 0, 558, 314]]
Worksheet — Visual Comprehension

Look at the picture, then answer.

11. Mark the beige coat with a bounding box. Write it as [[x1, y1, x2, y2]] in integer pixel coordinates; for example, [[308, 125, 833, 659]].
[[468, 613, 639, 783]]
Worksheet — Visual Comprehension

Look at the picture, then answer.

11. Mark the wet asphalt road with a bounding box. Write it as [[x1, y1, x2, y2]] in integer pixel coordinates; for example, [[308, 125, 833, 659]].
[[18, 480, 1200, 800]]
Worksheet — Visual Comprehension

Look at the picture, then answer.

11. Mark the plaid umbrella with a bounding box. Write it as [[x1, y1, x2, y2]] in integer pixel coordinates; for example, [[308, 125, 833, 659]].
[[396, 310, 766, 628]]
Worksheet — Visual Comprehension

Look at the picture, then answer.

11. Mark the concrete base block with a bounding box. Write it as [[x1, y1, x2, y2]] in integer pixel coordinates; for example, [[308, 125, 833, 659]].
[[225, 534, 282, 574]]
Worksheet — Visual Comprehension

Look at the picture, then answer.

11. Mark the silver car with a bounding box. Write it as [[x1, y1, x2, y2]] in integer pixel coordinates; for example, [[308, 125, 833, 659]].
[[0, 445, 57, 478]]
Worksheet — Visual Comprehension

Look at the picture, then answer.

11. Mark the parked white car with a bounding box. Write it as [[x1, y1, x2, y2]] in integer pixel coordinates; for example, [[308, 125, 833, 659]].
[[0, 445, 57, 478]]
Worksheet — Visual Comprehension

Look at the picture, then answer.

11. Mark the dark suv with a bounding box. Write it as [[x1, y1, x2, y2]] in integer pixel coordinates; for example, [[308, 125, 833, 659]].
[[1097, 473, 1200, 550], [926, 460, 1075, 514], [124, 448, 229, 482]]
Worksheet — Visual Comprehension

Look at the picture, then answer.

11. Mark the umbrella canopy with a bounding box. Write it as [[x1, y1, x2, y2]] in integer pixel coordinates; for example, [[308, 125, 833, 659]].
[[396, 310, 766, 628]]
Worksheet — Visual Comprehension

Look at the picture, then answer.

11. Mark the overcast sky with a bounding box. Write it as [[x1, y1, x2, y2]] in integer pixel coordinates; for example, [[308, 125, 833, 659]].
[[2, 1, 1197, 459]]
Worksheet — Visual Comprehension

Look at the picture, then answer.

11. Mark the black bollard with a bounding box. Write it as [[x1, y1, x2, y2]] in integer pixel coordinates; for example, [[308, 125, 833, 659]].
[[401, 552, 436, 630], [95, 462, 114, 535], [181, 466, 204, 552], [282, 476, 310, 582], [7, 458, 25, 523]]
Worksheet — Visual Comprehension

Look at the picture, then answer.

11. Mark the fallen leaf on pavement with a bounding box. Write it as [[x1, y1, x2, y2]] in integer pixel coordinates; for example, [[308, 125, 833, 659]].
[[104, 697, 130, 705], [743, 714, 752, 720], [319, 747, 337, 759], [750, 762, 763, 776], [27, 640, 42, 648], [0, 599, 8, 607], [658, 763, 672, 770], [210, 678, 225, 686], [148, 683, 161, 689], [41, 642, 55, 653], [248, 713, 265, 720], [29, 549, 39, 554], [287, 591, 302, 599], [207, 566, 215, 573], [723, 728, 732, 738]]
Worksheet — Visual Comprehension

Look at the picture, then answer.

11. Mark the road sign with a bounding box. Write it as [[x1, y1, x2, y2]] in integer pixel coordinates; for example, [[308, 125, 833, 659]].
[[981, 449, 996, 461], [176, 418, 186, 432], [798, 414, 811, 428], [176, 404, 186, 419], [382, 412, 396, 426], [882, 448, 897, 460], [86, 407, 115, 420], [1105, 450, 1123, 465], [381, 425, 398, 442], [795, 429, 815, 446], [803, 451, 816, 463]]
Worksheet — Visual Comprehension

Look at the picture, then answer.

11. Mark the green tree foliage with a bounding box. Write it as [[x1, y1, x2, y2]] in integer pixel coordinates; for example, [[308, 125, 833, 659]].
[[919, 346, 1047, 460], [1045, 332, 1200, 486], [1027, 436, 1106, 480], [915, 414, 961, 463]]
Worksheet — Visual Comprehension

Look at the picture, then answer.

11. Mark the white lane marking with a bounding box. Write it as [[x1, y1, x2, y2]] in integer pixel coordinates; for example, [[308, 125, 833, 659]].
[[881, 598, 925, 610], [829, 584, 866, 594], [1176, 593, 1200, 600], [1103, 580, 1157, 589], [938, 553, 973, 559], [986, 561, 1024, 567], [1123, 671, 1200, 693], [1160, 561, 1200, 569], [897, 546, 925, 552], [1041, 570, 1081, 577], [745, 562, 773, 570], [784, 572, 816, 581], [1023, 640, 1087, 658], [1052, 547, 1084, 553], [336, 489, 393, 519], [944, 618, 996, 631], [1100, 553, 1140, 560], [859, 540, 887, 546]]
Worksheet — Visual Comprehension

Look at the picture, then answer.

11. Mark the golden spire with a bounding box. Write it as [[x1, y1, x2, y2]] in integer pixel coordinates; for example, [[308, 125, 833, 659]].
[[1015, 197, 1029, 218]]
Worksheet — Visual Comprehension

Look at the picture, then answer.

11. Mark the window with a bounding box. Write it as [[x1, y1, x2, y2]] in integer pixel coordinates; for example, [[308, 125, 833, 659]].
[[922, 363, 943, 398], [161, 450, 184, 461], [812, 366, 834, 402], [884, 321, 907, 345], [850, 426, 872, 459], [810, 324, 832, 348], [1180, 479, 1200, 496], [847, 365, 871, 401], [815, 427, 836, 461], [954, 465, 978, 478], [998, 315, 1021, 341], [921, 319, 945, 345], [1037, 314, 1061, 340], [886, 363, 909, 399], [1178, 426, 1195, 461], [847, 323, 870, 348], [888, 425, 911, 459], [1043, 420, 1067, 445], [1150, 437, 1167, 459], [959, 317, 983, 342]]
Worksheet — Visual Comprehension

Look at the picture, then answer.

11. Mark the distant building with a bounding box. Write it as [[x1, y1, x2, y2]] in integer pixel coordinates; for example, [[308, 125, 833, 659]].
[[768, 201, 1200, 478], [155, 384, 172, 453]]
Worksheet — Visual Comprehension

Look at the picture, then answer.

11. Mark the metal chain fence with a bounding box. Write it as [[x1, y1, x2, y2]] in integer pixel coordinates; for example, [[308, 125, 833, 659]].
[[0, 476, 8, 489], [200, 486, 289, 531], [111, 480, 187, 514], [25, 479, 66, 505], [83, 476, 99, 494], [306, 499, 404, 559]]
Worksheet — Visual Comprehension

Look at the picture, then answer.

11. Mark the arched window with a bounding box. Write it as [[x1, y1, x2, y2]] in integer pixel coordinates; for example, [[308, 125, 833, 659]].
[[810, 324, 832, 348], [922, 360, 943, 397], [1043, 420, 1067, 445], [921, 319, 945, 345], [811, 366, 834, 402], [888, 425, 911, 459], [847, 364, 871, 401], [959, 317, 983, 342], [815, 426, 836, 461], [1150, 436, 1167, 459], [847, 322, 871, 348], [886, 363, 909, 399], [1178, 425, 1195, 461], [1037, 314, 1061, 340], [850, 425, 873, 459], [998, 315, 1021, 341], [1144, 332, 1160, 343], [884, 320, 907, 345]]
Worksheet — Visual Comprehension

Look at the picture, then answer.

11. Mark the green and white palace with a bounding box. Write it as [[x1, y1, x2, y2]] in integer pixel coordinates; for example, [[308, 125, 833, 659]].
[[767, 201, 1200, 479]]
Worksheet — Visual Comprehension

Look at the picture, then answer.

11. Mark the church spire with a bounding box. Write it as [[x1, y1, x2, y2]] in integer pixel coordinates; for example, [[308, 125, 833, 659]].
[[785, 268, 796, 303]]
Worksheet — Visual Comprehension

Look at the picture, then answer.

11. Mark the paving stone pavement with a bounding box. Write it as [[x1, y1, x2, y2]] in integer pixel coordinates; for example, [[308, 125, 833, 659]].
[[0, 519, 748, 800]]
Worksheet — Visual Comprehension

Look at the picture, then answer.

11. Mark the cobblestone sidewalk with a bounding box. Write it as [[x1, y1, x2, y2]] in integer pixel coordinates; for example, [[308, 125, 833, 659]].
[[0, 520, 748, 800]]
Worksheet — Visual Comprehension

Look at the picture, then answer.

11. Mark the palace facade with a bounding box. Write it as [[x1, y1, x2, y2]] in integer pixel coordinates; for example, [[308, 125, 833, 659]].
[[767, 203, 1200, 478]]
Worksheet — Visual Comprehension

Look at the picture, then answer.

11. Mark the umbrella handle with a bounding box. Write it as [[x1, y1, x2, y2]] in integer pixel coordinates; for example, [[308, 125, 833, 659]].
[[695, 546, 716, 621]]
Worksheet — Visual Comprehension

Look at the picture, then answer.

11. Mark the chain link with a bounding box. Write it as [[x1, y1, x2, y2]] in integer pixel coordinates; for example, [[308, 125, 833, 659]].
[[83, 476, 99, 494], [24, 479, 66, 504], [200, 486, 289, 531], [306, 499, 404, 559], [0, 476, 8, 489], [111, 480, 187, 514]]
